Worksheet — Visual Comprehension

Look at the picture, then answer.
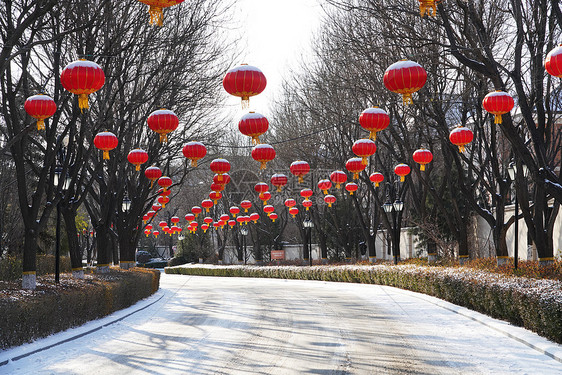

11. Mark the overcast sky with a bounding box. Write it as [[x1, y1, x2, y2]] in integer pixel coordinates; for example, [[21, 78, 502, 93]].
[[225, 0, 323, 116]]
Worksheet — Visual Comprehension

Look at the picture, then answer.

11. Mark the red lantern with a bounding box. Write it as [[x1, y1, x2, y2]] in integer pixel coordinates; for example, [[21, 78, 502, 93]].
[[214, 173, 231, 185], [394, 164, 411, 182], [290, 160, 310, 183], [185, 213, 195, 222], [482, 91, 514, 125], [240, 200, 252, 212], [220, 214, 230, 222], [369, 172, 384, 187], [157, 176, 172, 191], [147, 210, 156, 219], [236, 216, 245, 226], [317, 179, 332, 195], [228, 219, 236, 228], [359, 107, 390, 140], [270, 173, 288, 192], [158, 220, 167, 228], [152, 203, 162, 212], [545, 44, 562, 78], [201, 223, 209, 233], [203, 216, 213, 225], [201, 199, 213, 212], [143, 214, 149, 223], [209, 191, 222, 204], [191, 206, 202, 217], [157, 195, 169, 208], [263, 205, 275, 216], [210, 159, 230, 181], [229, 206, 240, 217], [254, 182, 269, 196], [302, 200, 313, 211], [153, 230, 160, 238], [284, 198, 296, 208], [346, 157, 366, 180], [412, 149, 433, 171], [24, 94, 57, 131], [60, 59, 105, 111], [418, 0, 439, 17], [191, 222, 198, 230], [94, 131, 118, 160], [449, 126, 474, 153], [147, 109, 178, 143], [345, 182, 358, 195], [223, 64, 267, 108], [211, 183, 224, 193], [330, 170, 348, 189], [324, 194, 336, 208], [127, 149, 149, 171], [239, 111, 269, 144], [144, 229, 152, 237], [145, 166, 162, 188], [171, 216, 180, 224], [289, 207, 299, 218], [383, 60, 427, 105], [300, 188, 313, 201], [243, 215, 252, 225], [269, 213, 278, 222], [138, 0, 185, 26], [260, 191, 272, 205], [250, 213, 260, 223], [182, 141, 206, 167], [213, 222, 221, 230], [251, 144, 276, 170], [145, 224, 153, 231], [352, 139, 376, 165]]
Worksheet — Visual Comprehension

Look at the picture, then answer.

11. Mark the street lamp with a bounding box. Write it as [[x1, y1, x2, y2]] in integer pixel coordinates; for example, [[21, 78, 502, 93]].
[[122, 195, 131, 212], [53, 165, 70, 284], [382, 193, 403, 265], [240, 226, 249, 264], [507, 161, 529, 270], [178, 234, 185, 241], [303, 218, 314, 266]]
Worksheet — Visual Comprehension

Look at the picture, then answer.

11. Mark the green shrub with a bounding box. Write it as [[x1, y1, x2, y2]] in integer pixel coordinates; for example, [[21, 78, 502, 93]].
[[166, 264, 562, 344], [0, 268, 160, 349]]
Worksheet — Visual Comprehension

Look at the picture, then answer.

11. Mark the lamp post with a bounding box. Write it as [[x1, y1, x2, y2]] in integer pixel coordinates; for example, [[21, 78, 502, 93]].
[[507, 161, 529, 270], [303, 218, 314, 266], [240, 226, 248, 265], [382, 182, 404, 265], [53, 166, 70, 284]]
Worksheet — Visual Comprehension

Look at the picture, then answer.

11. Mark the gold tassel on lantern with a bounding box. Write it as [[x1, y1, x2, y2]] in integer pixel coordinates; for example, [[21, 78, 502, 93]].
[[78, 94, 89, 112], [103, 150, 110, 160], [419, 0, 438, 17], [252, 136, 260, 145], [494, 114, 502, 124], [260, 161, 267, 170], [190, 160, 198, 167], [420, 165, 426, 171], [136, 165, 141, 171], [37, 119, 45, 131], [361, 157, 368, 165], [241, 96, 250, 109], [149, 6, 164, 26], [402, 93, 413, 105]]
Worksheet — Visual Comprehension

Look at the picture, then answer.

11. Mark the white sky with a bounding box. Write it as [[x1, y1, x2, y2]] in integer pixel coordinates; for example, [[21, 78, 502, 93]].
[[225, 0, 323, 117]]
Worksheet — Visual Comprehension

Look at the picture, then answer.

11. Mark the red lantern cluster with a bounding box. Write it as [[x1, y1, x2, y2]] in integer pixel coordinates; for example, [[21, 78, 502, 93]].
[[383, 60, 427, 105], [24, 95, 57, 130], [223, 64, 267, 108], [482, 91, 514, 125]]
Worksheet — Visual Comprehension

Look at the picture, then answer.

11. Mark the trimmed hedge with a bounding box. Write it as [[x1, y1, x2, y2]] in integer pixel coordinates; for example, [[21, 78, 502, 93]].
[[0, 268, 160, 349], [0, 255, 72, 281], [165, 264, 562, 344]]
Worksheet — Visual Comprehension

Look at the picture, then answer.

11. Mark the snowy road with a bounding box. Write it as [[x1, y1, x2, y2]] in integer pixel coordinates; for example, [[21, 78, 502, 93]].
[[1, 273, 561, 374]]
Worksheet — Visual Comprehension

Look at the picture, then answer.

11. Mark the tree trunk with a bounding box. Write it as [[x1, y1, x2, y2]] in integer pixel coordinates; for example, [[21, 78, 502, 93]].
[[61, 205, 84, 278], [22, 228, 38, 289]]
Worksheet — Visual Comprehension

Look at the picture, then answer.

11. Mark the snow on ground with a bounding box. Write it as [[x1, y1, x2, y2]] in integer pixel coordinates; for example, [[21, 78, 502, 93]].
[[0, 271, 561, 374]]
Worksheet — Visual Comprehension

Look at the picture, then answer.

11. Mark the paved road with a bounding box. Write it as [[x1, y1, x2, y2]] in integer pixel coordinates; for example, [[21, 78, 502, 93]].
[[3, 273, 561, 374]]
